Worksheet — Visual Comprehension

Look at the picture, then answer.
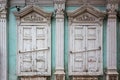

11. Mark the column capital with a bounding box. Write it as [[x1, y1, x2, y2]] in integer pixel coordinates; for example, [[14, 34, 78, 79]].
[[0, 4, 7, 14], [54, 0, 66, 15], [107, 0, 118, 15]]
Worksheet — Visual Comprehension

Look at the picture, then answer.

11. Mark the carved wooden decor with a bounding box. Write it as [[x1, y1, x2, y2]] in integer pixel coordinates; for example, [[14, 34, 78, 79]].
[[21, 12, 46, 22], [73, 76, 98, 80], [68, 5, 105, 76], [68, 5, 105, 24], [21, 76, 47, 80], [109, 75, 117, 80], [14, 5, 52, 76]]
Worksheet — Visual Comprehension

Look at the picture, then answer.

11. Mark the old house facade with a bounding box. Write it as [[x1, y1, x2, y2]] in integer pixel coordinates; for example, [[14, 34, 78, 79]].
[[0, 0, 120, 80]]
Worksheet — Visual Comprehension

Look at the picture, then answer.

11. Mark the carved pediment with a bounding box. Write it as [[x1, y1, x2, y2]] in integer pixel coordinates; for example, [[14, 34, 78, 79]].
[[14, 5, 52, 23], [74, 13, 97, 22], [67, 5, 106, 23], [21, 12, 47, 22]]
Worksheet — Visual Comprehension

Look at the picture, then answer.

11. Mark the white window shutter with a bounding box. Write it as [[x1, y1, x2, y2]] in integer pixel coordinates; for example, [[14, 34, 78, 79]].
[[69, 25, 102, 75], [18, 25, 51, 76]]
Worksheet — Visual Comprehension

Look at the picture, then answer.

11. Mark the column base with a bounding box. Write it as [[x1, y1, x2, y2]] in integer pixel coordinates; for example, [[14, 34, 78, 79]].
[[54, 69, 65, 80], [106, 69, 118, 80]]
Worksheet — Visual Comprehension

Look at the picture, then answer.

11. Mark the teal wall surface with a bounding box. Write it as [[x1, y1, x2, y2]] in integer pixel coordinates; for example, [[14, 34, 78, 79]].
[[117, 16, 120, 80], [8, 5, 107, 80], [8, 7, 17, 80]]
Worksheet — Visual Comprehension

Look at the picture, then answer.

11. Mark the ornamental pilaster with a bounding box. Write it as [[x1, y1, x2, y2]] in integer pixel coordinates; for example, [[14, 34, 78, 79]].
[[106, 0, 118, 80], [0, 2, 7, 80], [54, 0, 65, 80]]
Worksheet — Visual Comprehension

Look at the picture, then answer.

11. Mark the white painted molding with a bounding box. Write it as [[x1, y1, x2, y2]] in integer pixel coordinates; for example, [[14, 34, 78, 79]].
[[106, 1, 118, 80], [0, 4, 7, 80], [54, 0, 65, 80], [67, 4, 106, 24]]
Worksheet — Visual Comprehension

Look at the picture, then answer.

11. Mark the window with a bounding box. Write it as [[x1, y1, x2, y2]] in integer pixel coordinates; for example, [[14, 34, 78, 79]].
[[14, 6, 52, 76], [67, 5, 105, 76], [69, 24, 102, 75]]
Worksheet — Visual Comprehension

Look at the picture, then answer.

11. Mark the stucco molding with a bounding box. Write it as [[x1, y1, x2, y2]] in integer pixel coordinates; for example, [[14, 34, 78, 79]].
[[0, 4, 7, 18], [54, 0, 65, 80], [14, 5, 52, 26], [67, 4, 106, 25], [66, 0, 106, 6], [107, 0, 118, 15], [106, 1, 118, 79], [14, 5, 52, 20], [0, 1, 7, 80]]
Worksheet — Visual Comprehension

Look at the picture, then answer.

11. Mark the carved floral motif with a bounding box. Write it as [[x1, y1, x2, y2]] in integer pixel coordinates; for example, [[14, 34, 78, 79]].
[[21, 12, 45, 22], [107, 0, 118, 13], [75, 13, 96, 22]]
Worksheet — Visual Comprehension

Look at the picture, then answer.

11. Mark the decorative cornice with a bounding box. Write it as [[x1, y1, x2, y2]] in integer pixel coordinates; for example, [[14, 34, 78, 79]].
[[10, 0, 107, 7], [10, 0, 53, 7], [66, 0, 106, 6]]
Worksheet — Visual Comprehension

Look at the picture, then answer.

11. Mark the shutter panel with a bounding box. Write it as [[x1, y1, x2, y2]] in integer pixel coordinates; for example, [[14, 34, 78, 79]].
[[69, 25, 86, 75], [86, 25, 101, 75], [20, 26, 33, 73], [35, 26, 48, 73]]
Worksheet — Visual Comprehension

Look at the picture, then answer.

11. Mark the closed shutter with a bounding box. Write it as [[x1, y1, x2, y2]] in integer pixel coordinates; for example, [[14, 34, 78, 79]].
[[20, 26, 33, 73], [69, 25, 102, 75], [86, 25, 101, 75], [70, 25, 86, 75], [18, 25, 51, 76]]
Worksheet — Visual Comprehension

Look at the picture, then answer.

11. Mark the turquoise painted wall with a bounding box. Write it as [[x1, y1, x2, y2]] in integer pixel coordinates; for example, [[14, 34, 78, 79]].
[[117, 16, 120, 80], [8, 5, 107, 80], [8, 7, 17, 80]]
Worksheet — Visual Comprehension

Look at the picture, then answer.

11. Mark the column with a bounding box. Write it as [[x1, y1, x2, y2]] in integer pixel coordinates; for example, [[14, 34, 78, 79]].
[[0, 4, 7, 80], [106, 0, 118, 80], [54, 0, 65, 80]]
